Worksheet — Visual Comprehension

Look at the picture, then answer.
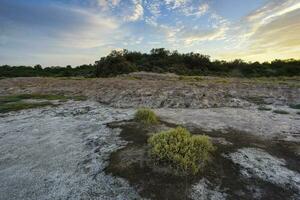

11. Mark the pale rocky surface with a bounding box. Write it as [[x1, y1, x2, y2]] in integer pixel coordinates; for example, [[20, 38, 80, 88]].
[[227, 148, 300, 197], [0, 100, 299, 199], [190, 179, 227, 200], [156, 106, 300, 141], [0, 101, 143, 200]]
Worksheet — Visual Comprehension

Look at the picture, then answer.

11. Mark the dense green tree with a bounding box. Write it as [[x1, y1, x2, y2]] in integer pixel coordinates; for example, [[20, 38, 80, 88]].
[[95, 50, 138, 77], [1, 49, 300, 78], [34, 64, 42, 70]]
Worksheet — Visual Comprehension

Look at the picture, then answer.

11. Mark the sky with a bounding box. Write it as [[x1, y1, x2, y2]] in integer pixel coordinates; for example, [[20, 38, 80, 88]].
[[0, 0, 300, 66]]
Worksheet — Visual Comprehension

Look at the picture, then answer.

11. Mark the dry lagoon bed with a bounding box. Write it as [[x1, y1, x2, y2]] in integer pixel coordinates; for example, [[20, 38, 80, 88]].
[[0, 76, 299, 199]]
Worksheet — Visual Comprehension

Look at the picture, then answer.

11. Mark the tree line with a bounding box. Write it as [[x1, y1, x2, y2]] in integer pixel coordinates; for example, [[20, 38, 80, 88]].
[[1, 48, 300, 78], [0, 64, 95, 77]]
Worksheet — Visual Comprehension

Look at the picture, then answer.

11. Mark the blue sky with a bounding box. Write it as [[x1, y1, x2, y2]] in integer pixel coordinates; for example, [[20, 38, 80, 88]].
[[0, 0, 299, 66]]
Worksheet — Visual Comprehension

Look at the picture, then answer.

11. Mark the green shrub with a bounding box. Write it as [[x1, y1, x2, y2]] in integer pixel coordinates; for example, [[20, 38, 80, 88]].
[[135, 108, 158, 124], [148, 127, 215, 175], [289, 104, 300, 109], [273, 110, 290, 114], [0, 102, 54, 113], [72, 95, 87, 101]]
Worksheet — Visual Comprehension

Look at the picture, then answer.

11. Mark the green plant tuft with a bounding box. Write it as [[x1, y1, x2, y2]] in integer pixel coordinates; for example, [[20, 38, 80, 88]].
[[135, 108, 158, 124], [289, 104, 300, 109], [0, 93, 87, 113], [0, 93, 87, 104], [258, 106, 272, 111], [148, 127, 215, 175], [273, 110, 290, 114], [0, 102, 54, 113]]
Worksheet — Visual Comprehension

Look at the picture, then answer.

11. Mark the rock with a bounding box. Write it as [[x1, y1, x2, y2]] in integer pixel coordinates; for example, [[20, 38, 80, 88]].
[[190, 179, 227, 200], [226, 148, 300, 196], [0, 101, 141, 200], [156, 107, 300, 141], [210, 137, 233, 145]]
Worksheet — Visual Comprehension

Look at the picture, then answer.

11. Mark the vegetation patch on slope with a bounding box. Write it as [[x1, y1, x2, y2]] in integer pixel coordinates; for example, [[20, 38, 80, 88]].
[[0, 102, 54, 113], [0, 93, 86, 103], [289, 104, 300, 109], [258, 106, 272, 111], [273, 110, 290, 115], [0, 93, 87, 113], [135, 108, 159, 124]]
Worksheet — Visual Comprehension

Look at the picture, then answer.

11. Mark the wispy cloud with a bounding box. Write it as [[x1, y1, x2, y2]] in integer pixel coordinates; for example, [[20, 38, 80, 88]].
[[197, 3, 209, 16], [218, 0, 300, 61], [182, 26, 228, 45], [0, 0, 127, 65], [164, 0, 189, 9], [97, 0, 121, 10], [182, 2, 209, 17], [124, 0, 144, 21], [146, 0, 161, 17], [0, 0, 299, 65]]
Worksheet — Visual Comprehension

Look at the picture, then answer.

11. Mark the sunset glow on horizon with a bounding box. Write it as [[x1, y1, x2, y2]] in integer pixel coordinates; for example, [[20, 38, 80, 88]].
[[1, 0, 300, 66]]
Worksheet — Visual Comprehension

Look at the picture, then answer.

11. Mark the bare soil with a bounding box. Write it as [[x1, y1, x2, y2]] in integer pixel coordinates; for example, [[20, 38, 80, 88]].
[[0, 76, 299, 108]]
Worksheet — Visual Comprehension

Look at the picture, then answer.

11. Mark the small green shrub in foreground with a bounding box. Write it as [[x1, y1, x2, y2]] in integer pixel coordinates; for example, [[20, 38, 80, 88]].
[[148, 127, 215, 175], [135, 108, 158, 124]]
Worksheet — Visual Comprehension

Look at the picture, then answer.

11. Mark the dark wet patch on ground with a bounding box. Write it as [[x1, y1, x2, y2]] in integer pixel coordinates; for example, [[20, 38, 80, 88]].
[[106, 121, 192, 200], [105, 120, 300, 200]]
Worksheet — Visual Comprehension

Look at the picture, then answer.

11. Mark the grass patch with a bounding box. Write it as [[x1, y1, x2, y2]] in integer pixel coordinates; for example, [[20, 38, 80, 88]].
[[0, 94, 68, 103], [273, 110, 290, 115], [0, 93, 87, 113], [0, 102, 54, 113], [59, 77, 88, 80], [289, 104, 300, 109], [148, 127, 215, 175], [72, 95, 88, 101], [258, 106, 272, 111], [0, 93, 87, 104], [135, 108, 158, 124], [126, 76, 142, 80]]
